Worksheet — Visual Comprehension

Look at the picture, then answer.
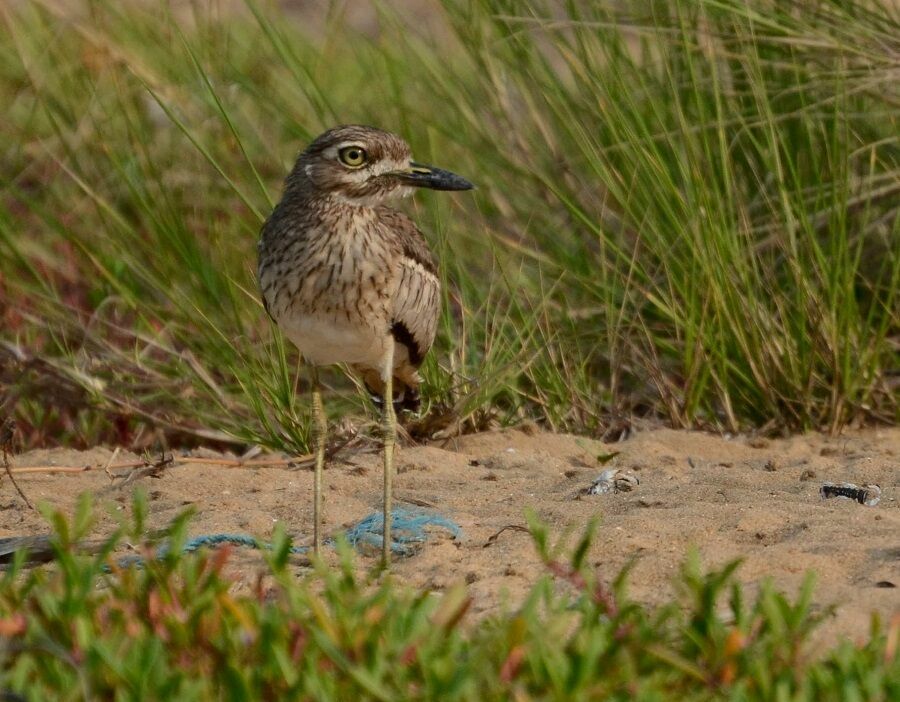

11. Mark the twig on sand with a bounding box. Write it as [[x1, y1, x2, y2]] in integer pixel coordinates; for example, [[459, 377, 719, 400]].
[[98, 452, 174, 495], [183, 455, 312, 467], [9, 466, 90, 475], [9, 460, 146, 475], [483, 524, 530, 548], [8, 456, 302, 475], [1, 418, 34, 509], [10, 454, 302, 480], [7, 440, 358, 476], [102, 446, 120, 479]]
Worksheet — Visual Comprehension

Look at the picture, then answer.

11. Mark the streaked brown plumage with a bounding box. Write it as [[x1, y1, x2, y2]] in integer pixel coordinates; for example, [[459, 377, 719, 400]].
[[257, 125, 473, 563]]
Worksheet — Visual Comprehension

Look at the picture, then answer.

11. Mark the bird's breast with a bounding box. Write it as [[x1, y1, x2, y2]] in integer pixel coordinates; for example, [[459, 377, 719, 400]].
[[258, 218, 399, 364]]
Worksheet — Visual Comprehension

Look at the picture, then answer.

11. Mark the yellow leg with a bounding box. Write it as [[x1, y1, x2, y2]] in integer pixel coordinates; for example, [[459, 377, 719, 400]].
[[310, 366, 326, 554], [382, 342, 396, 566]]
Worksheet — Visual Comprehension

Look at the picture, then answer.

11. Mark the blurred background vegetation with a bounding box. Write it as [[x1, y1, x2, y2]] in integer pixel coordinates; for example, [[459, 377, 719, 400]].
[[1, 0, 898, 452]]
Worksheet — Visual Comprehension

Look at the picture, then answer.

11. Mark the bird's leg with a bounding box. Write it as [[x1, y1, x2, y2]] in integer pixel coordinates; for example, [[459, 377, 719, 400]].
[[310, 365, 326, 554], [381, 341, 396, 566]]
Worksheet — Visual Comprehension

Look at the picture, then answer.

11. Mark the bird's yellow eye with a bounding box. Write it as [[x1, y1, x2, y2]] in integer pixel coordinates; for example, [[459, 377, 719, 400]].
[[338, 146, 367, 168]]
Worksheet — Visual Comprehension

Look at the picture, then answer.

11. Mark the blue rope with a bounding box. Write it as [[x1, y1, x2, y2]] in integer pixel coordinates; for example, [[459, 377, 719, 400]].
[[182, 534, 297, 554], [343, 508, 461, 556], [115, 507, 460, 569]]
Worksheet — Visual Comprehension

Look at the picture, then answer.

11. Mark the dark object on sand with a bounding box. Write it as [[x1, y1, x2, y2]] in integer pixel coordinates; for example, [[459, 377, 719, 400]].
[[819, 482, 881, 506]]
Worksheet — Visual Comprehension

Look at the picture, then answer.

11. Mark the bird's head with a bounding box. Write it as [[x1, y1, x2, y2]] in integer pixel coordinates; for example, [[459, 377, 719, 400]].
[[287, 125, 473, 205]]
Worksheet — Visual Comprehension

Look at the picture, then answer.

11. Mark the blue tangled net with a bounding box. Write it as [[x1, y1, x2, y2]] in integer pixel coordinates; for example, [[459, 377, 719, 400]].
[[343, 508, 461, 555], [117, 507, 460, 568]]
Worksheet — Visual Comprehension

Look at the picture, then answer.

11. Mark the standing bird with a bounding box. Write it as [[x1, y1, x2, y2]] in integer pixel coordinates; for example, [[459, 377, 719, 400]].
[[258, 125, 473, 564]]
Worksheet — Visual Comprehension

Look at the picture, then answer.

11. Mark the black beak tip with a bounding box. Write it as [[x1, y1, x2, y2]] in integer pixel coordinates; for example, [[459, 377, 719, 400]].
[[448, 175, 476, 192], [432, 169, 475, 192]]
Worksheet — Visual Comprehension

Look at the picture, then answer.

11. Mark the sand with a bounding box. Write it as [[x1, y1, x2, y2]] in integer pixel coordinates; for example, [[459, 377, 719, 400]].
[[2, 426, 898, 645]]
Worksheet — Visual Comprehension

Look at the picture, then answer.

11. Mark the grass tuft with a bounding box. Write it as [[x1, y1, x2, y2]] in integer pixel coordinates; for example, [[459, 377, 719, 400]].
[[1, 0, 898, 451]]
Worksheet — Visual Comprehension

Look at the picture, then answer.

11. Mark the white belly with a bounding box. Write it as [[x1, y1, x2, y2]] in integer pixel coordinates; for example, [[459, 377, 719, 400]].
[[280, 314, 390, 368]]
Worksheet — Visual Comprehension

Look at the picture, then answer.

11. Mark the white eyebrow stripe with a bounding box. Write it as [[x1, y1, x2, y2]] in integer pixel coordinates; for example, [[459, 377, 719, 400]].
[[335, 141, 367, 150]]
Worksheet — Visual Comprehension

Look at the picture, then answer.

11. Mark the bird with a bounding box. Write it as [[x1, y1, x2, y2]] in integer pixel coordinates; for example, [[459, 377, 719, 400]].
[[257, 125, 473, 565]]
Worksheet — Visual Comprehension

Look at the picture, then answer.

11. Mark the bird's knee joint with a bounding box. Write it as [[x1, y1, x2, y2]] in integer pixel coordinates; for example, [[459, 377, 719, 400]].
[[382, 419, 397, 445], [312, 418, 327, 449]]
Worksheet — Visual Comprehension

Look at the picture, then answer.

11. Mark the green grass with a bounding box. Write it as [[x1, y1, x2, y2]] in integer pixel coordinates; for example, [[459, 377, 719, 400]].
[[1, 0, 898, 453], [0, 496, 896, 700]]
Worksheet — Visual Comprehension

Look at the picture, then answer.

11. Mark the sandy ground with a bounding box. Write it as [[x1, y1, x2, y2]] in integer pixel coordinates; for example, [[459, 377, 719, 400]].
[[2, 426, 898, 646]]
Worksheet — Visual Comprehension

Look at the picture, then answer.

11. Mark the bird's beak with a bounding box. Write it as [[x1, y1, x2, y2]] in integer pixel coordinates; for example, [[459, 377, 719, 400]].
[[386, 162, 474, 191]]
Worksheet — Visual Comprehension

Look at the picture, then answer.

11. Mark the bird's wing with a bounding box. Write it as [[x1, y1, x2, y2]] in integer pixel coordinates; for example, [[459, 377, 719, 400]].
[[377, 208, 441, 367]]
